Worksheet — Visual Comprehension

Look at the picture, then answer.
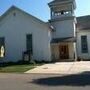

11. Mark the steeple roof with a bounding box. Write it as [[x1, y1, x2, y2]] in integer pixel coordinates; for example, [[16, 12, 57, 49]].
[[48, 0, 75, 6], [48, 0, 76, 9], [52, 0, 70, 3]]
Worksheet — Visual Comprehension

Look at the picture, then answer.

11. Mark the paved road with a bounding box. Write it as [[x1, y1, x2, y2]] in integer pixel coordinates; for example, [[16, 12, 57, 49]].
[[0, 73, 90, 90]]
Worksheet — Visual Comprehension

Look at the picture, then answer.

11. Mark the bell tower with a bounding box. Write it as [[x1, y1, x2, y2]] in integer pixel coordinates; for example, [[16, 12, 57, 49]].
[[48, 0, 76, 38], [48, 0, 76, 20], [48, 0, 77, 61]]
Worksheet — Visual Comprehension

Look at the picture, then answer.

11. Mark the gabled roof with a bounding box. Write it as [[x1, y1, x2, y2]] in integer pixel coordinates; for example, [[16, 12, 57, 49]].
[[0, 5, 47, 26], [76, 15, 90, 30]]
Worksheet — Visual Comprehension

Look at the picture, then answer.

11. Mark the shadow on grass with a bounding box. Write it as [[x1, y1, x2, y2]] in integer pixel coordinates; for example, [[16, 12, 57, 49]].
[[31, 71, 90, 86]]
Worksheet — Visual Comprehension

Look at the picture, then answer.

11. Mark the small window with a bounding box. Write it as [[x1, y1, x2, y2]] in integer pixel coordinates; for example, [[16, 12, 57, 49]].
[[0, 37, 5, 57], [13, 12, 16, 16], [81, 35, 88, 53]]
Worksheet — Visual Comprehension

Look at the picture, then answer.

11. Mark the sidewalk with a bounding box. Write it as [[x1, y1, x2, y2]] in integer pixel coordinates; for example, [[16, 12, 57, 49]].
[[25, 61, 90, 74]]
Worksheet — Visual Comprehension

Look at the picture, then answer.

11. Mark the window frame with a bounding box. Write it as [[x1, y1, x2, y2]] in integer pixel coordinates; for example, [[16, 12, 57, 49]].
[[26, 34, 33, 54], [81, 35, 88, 53]]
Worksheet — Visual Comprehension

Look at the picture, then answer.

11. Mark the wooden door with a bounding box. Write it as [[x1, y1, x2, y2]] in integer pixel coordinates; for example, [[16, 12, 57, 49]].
[[59, 45, 69, 59]]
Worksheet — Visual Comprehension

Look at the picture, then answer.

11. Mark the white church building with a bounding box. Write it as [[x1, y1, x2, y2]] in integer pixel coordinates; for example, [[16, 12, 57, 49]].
[[0, 0, 89, 62]]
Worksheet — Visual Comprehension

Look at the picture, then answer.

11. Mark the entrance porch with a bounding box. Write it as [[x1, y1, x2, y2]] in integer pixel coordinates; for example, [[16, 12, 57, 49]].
[[51, 37, 76, 62]]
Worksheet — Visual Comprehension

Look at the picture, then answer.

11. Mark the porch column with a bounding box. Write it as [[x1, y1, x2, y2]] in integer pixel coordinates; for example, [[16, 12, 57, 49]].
[[74, 43, 77, 61]]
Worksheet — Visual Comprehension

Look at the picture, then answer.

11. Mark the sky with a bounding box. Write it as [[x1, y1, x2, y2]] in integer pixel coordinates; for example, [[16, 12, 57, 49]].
[[0, 0, 90, 22]]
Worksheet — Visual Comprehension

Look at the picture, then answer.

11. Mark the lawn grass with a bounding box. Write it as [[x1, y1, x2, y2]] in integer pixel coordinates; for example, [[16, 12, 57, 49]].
[[0, 64, 41, 73]]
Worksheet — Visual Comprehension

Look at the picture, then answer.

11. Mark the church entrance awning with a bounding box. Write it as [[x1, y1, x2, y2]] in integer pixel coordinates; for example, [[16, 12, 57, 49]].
[[51, 37, 76, 44]]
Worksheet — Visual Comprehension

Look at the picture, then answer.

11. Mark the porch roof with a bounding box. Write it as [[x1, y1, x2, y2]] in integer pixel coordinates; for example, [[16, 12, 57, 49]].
[[51, 37, 76, 43]]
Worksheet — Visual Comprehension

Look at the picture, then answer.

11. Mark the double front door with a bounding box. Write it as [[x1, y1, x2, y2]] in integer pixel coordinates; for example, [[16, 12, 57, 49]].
[[59, 44, 69, 59]]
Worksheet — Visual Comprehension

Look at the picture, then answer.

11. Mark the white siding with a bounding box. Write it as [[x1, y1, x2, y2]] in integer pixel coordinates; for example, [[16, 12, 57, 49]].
[[0, 9, 51, 62], [51, 19, 75, 38]]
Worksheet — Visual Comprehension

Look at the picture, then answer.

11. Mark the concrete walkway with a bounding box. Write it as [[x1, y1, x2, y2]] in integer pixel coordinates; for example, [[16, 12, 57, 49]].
[[25, 61, 90, 74]]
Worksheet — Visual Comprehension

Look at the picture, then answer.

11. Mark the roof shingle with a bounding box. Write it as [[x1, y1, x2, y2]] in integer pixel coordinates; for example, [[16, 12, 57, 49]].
[[76, 15, 90, 30]]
